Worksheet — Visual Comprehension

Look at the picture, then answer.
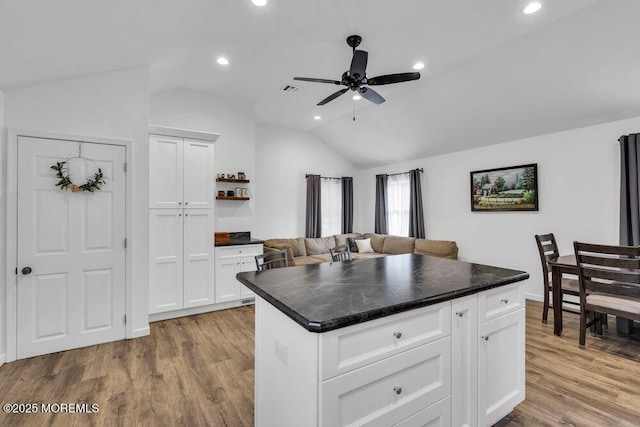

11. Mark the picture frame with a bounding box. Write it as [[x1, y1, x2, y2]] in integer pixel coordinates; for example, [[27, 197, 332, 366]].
[[470, 163, 538, 212]]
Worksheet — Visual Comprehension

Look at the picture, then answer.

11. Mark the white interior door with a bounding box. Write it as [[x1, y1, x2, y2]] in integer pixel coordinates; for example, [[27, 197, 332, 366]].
[[16, 137, 126, 359]]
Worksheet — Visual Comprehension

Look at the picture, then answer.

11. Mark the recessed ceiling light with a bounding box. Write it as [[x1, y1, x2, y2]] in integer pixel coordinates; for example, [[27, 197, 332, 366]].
[[216, 57, 229, 65], [523, 2, 542, 14], [252, 0, 267, 6], [412, 62, 425, 70], [313, 116, 322, 120], [353, 94, 362, 100]]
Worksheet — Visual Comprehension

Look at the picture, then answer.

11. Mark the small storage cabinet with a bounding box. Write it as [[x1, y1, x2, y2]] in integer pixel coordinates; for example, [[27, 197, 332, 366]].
[[215, 244, 263, 302]]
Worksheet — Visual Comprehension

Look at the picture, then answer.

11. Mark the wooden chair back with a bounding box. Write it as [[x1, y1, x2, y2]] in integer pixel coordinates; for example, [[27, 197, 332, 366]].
[[330, 244, 352, 262], [255, 250, 289, 271], [535, 233, 560, 286], [574, 242, 640, 298]]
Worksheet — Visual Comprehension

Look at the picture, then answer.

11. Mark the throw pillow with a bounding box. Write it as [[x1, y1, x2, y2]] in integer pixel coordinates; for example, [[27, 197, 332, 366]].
[[347, 236, 364, 253], [355, 238, 374, 254]]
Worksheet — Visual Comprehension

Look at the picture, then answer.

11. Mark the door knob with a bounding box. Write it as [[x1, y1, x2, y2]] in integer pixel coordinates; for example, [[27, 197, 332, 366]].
[[21, 267, 32, 275]]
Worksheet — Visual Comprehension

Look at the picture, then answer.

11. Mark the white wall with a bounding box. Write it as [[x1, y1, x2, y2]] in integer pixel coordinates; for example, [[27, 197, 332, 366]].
[[150, 89, 256, 234], [2, 67, 151, 354], [255, 123, 358, 239], [355, 116, 640, 300]]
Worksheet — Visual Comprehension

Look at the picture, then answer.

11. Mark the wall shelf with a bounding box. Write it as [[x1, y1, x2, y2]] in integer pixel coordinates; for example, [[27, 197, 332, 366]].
[[216, 196, 250, 201], [216, 178, 250, 184]]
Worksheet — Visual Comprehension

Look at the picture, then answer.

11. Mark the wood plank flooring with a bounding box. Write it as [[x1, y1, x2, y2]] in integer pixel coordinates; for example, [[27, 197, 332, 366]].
[[0, 301, 639, 426]]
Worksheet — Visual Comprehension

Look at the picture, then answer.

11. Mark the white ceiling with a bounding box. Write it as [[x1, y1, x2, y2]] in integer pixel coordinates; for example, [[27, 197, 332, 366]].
[[1, 0, 639, 168]]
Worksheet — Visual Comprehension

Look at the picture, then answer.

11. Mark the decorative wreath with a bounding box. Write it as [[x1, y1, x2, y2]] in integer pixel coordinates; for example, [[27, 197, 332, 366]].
[[50, 161, 106, 192]]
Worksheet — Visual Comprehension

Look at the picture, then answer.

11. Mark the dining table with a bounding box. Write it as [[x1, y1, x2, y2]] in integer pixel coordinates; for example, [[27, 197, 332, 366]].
[[548, 254, 634, 336]]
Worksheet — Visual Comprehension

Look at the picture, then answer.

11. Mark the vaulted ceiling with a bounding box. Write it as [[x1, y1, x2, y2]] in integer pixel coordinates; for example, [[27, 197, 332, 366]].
[[1, 0, 639, 168]]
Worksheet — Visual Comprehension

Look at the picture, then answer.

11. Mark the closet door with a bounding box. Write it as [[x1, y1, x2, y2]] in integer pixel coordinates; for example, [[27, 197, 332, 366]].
[[149, 209, 184, 313], [183, 139, 215, 209], [149, 134, 184, 208], [183, 210, 215, 308]]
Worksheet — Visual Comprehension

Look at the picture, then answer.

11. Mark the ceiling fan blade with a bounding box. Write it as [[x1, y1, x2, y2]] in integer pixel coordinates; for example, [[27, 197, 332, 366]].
[[367, 72, 420, 86], [349, 50, 368, 80], [294, 77, 342, 85], [359, 87, 385, 105], [317, 88, 348, 105]]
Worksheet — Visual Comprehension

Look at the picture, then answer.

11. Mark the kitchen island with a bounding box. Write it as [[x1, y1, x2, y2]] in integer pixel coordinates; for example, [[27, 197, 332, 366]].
[[237, 254, 529, 427]]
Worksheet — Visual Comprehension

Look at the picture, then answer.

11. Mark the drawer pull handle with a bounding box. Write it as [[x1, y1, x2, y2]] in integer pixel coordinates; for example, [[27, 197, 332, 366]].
[[393, 331, 402, 339], [482, 335, 489, 341], [455, 311, 464, 317], [393, 386, 402, 395], [501, 299, 509, 304]]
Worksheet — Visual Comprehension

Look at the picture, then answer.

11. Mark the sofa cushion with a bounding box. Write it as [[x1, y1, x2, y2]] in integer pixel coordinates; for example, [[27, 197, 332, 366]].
[[310, 254, 334, 263], [352, 252, 389, 260], [414, 239, 459, 260], [347, 236, 365, 252], [264, 238, 307, 257], [363, 233, 386, 253], [355, 238, 375, 253], [292, 256, 325, 266], [334, 233, 364, 247], [305, 237, 336, 255], [382, 235, 417, 254]]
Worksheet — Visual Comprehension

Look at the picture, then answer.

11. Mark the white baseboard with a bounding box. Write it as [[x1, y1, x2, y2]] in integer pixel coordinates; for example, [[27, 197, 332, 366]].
[[0, 353, 6, 367], [129, 326, 151, 339], [148, 298, 254, 323], [526, 293, 543, 302]]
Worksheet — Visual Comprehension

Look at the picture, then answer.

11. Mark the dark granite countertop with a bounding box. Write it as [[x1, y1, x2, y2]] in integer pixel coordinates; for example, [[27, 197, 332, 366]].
[[215, 238, 265, 247], [237, 254, 528, 333]]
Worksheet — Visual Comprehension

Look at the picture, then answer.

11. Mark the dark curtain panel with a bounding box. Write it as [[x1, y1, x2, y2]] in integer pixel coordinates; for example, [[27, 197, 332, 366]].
[[375, 174, 388, 234], [408, 169, 426, 238], [620, 133, 640, 245], [341, 177, 354, 233], [305, 174, 322, 238]]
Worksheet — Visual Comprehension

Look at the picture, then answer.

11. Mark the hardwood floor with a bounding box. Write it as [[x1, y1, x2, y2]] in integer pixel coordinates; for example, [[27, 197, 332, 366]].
[[0, 300, 639, 426]]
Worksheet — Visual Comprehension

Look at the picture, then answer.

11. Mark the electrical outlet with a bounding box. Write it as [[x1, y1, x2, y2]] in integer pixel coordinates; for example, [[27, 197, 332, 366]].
[[274, 338, 287, 365]]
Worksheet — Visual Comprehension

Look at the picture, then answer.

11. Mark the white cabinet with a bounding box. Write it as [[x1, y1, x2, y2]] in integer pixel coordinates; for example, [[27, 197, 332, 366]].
[[215, 244, 262, 303], [149, 133, 215, 209], [451, 295, 478, 427], [149, 209, 215, 314]]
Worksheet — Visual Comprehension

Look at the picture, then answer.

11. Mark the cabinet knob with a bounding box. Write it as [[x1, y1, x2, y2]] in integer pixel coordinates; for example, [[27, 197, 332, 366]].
[[455, 311, 464, 317], [178, 213, 182, 217], [482, 335, 490, 341], [21, 267, 32, 275], [501, 299, 509, 304], [185, 213, 189, 217], [185, 202, 189, 205], [178, 202, 182, 205], [393, 331, 402, 339], [393, 386, 402, 395]]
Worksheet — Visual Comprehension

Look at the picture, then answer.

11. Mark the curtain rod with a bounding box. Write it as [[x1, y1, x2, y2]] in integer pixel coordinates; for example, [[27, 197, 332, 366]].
[[305, 174, 352, 179], [377, 168, 423, 177]]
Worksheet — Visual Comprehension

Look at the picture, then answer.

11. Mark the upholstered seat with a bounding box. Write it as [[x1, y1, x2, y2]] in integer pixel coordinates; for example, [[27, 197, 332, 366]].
[[587, 292, 640, 315]]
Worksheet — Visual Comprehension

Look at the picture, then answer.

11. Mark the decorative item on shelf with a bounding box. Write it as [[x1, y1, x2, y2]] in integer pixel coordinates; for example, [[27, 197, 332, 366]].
[[238, 172, 246, 180], [227, 173, 235, 179], [235, 187, 242, 196], [241, 188, 249, 197], [218, 190, 225, 197], [226, 190, 235, 197], [217, 173, 225, 179]]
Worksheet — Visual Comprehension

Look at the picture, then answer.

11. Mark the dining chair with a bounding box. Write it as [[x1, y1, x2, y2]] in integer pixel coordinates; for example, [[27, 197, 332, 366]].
[[574, 241, 640, 349], [255, 249, 289, 271], [330, 244, 352, 262], [535, 233, 582, 323]]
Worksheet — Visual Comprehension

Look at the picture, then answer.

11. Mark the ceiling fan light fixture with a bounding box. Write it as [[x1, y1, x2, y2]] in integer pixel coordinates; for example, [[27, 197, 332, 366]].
[[216, 57, 229, 65], [523, 2, 542, 14], [412, 62, 425, 70], [353, 94, 362, 100], [313, 115, 322, 120], [252, 0, 267, 6]]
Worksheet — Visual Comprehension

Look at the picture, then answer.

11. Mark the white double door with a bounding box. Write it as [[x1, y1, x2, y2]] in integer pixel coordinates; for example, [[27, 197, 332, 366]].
[[16, 136, 126, 359]]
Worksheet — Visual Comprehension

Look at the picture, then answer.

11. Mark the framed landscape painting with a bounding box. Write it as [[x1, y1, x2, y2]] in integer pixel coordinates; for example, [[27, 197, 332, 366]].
[[470, 163, 538, 212]]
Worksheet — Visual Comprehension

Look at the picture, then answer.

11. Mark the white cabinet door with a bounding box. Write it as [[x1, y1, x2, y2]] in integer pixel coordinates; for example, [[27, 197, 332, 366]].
[[183, 210, 215, 308], [183, 139, 215, 209], [477, 309, 525, 427], [215, 258, 241, 303], [149, 134, 183, 209], [240, 255, 257, 298], [149, 209, 184, 313], [451, 295, 478, 427]]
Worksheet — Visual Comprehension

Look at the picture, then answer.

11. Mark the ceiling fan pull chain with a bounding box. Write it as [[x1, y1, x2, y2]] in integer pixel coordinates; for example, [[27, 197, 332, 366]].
[[353, 100, 356, 122]]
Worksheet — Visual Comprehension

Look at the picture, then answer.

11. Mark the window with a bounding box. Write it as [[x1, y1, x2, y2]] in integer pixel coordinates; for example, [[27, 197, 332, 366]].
[[387, 173, 410, 236], [321, 178, 342, 236]]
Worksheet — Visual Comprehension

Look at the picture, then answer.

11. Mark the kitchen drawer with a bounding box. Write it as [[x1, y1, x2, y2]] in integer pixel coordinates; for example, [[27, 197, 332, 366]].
[[321, 337, 451, 427], [321, 302, 451, 380], [477, 283, 524, 324], [215, 244, 263, 259], [394, 396, 451, 427]]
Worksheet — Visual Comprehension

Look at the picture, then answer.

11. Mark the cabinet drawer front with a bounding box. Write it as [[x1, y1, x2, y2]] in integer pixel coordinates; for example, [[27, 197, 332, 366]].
[[477, 283, 524, 323], [321, 302, 451, 380], [394, 396, 451, 427], [215, 244, 263, 259], [321, 337, 451, 427]]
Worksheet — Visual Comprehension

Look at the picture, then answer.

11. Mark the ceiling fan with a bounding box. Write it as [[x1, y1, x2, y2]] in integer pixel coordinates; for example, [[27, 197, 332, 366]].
[[294, 35, 421, 106]]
